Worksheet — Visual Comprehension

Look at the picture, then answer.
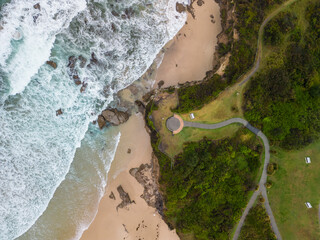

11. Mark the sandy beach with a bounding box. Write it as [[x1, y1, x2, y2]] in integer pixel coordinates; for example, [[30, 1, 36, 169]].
[[81, 1, 221, 239], [81, 114, 179, 240], [156, 0, 221, 88]]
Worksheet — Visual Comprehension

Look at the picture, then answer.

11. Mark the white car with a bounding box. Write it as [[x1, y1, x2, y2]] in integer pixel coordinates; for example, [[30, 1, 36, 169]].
[[305, 157, 311, 164], [305, 202, 312, 209]]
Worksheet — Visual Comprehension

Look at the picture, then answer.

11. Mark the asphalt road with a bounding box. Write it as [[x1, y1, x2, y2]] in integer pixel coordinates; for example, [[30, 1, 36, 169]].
[[183, 118, 282, 240]]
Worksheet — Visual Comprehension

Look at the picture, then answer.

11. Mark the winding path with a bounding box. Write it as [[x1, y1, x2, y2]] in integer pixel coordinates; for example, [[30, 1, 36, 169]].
[[182, 118, 281, 240], [166, 0, 299, 238], [238, 0, 298, 86]]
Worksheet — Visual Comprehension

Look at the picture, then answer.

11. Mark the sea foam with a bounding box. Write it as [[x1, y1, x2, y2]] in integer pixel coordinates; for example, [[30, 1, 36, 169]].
[[0, 0, 186, 239]]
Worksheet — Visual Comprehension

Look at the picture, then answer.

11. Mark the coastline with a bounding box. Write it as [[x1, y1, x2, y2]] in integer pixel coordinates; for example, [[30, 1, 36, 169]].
[[81, 0, 222, 239], [155, 0, 221, 88], [81, 114, 179, 240]]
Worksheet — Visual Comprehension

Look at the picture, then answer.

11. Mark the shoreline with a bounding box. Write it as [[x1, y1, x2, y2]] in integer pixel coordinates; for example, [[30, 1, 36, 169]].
[[155, 0, 221, 88], [81, 0, 222, 239], [81, 114, 179, 240]]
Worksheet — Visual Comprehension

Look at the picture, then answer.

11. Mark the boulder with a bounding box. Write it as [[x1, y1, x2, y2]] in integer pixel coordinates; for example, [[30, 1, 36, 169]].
[[97, 115, 106, 129], [33, 3, 40, 10], [67, 56, 77, 69], [56, 108, 63, 116], [78, 55, 87, 68], [101, 109, 129, 126], [80, 82, 87, 93], [176, 3, 186, 13], [46, 61, 57, 69]]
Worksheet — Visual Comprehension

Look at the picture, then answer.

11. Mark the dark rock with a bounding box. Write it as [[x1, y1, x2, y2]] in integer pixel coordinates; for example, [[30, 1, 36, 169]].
[[100, 109, 129, 126], [46, 61, 57, 69], [127, 148, 131, 154], [67, 56, 77, 69], [78, 55, 87, 68], [80, 82, 87, 93], [33, 3, 40, 10], [92, 120, 96, 125], [97, 115, 106, 129], [129, 162, 164, 215], [116, 185, 134, 211], [74, 80, 81, 85], [176, 3, 186, 13], [134, 100, 145, 114], [197, 0, 204, 6], [111, 10, 119, 17], [157, 80, 164, 89], [111, 23, 117, 32], [56, 109, 63, 116], [142, 90, 155, 102], [90, 53, 98, 64], [109, 191, 116, 200], [73, 75, 79, 80]]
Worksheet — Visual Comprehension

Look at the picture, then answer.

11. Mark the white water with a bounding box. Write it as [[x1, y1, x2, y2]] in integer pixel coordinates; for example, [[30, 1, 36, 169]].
[[0, 0, 186, 239]]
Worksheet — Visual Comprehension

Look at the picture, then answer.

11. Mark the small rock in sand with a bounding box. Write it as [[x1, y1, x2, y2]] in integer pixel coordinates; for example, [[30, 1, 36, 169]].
[[127, 148, 131, 154], [109, 191, 116, 200], [157, 80, 164, 89]]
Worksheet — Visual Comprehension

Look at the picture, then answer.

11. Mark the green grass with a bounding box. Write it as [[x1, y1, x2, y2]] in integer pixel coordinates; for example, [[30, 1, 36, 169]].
[[268, 140, 320, 240], [152, 91, 242, 157]]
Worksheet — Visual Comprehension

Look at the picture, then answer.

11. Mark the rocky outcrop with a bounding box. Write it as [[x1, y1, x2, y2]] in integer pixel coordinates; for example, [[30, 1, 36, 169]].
[[46, 61, 57, 69], [97, 108, 130, 129], [116, 185, 135, 211], [130, 159, 164, 215]]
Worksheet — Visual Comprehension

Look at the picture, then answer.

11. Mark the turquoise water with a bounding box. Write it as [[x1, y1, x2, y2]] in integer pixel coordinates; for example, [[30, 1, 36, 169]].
[[0, 0, 186, 239]]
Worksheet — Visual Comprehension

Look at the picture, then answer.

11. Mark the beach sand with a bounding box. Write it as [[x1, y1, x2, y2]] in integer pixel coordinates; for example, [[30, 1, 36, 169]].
[[81, 114, 179, 240], [81, 1, 221, 239], [155, 0, 221, 88]]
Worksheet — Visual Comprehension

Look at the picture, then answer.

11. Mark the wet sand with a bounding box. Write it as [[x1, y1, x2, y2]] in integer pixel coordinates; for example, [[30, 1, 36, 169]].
[[81, 114, 179, 240], [155, 0, 221, 88]]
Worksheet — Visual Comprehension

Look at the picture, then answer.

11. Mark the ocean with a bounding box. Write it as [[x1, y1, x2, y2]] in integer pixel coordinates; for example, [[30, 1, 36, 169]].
[[0, 0, 186, 239]]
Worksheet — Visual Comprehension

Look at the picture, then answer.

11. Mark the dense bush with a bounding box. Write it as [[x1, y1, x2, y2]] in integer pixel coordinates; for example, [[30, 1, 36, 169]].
[[174, 74, 227, 113], [161, 132, 261, 239], [243, 3, 320, 149], [239, 203, 276, 240], [264, 12, 297, 45]]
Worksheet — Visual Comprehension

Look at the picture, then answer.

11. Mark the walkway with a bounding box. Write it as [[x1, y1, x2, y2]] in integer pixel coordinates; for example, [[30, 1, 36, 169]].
[[166, 114, 184, 134], [238, 0, 298, 86], [167, 116, 282, 239]]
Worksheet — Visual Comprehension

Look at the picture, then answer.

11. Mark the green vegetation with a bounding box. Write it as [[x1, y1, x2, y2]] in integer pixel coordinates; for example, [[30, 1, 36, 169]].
[[161, 131, 262, 239], [174, 0, 286, 114], [174, 74, 227, 113], [239, 202, 276, 240], [151, 91, 241, 157], [268, 141, 320, 239], [224, 0, 284, 83], [243, 2, 320, 149]]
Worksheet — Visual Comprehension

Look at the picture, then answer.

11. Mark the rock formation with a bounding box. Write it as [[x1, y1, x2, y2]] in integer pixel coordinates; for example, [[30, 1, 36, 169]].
[[46, 61, 57, 69], [97, 108, 130, 129]]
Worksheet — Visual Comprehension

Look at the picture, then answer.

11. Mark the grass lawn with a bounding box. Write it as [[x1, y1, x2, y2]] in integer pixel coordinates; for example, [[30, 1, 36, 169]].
[[268, 140, 320, 240], [151, 91, 242, 157], [179, 81, 247, 124]]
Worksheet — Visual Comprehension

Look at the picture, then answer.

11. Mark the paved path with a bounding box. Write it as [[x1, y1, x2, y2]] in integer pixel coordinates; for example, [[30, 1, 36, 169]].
[[183, 118, 281, 240]]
